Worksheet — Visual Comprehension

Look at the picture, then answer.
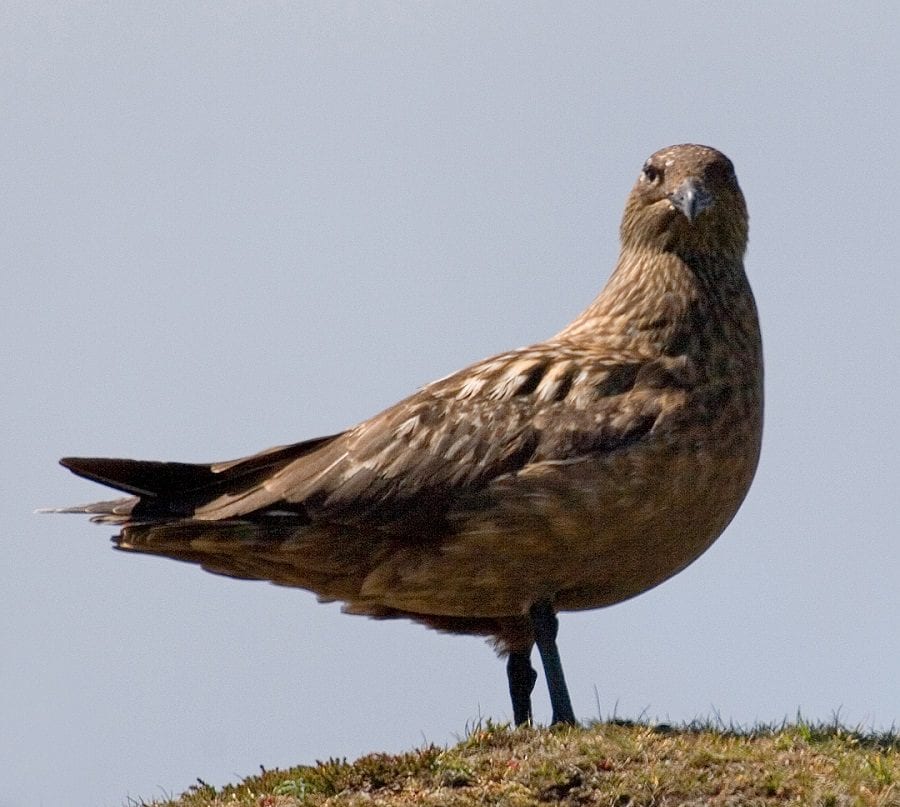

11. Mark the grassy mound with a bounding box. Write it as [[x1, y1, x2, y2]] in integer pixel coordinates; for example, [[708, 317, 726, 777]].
[[139, 718, 898, 806]]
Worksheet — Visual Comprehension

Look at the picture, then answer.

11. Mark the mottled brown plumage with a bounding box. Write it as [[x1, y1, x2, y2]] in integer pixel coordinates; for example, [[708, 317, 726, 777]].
[[56, 144, 763, 725]]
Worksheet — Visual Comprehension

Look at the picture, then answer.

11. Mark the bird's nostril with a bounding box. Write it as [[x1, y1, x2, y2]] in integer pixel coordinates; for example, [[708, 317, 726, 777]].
[[669, 179, 713, 223]]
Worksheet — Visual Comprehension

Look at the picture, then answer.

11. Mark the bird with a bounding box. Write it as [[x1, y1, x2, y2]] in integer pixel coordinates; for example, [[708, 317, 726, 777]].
[[54, 144, 763, 727]]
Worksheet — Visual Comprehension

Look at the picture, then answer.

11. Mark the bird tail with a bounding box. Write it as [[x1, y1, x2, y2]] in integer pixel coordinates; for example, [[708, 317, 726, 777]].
[[38, 497, 140, 522], [50, 433, 343, 523]]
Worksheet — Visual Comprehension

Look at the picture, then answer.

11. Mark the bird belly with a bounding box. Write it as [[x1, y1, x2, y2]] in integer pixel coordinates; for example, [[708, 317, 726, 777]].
[[353, 436, 760, 619]]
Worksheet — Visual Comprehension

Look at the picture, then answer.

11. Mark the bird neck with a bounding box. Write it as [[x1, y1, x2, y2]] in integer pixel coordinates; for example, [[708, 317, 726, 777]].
[[560, 245, 760, 361]]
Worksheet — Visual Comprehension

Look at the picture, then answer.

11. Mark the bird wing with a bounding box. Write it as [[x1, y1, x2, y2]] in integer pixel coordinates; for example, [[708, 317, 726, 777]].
[[59, 434, 343, 521], [192, 343, 668, 523]]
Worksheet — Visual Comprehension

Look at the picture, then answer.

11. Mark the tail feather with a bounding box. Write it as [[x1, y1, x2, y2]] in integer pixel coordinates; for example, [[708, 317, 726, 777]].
[[39, 497, 138, 523], [56, 433, 343, 521]]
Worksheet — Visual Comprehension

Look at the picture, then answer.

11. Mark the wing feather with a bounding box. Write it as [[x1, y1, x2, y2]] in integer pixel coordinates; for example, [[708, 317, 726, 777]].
[[193, 345, 667, 522]]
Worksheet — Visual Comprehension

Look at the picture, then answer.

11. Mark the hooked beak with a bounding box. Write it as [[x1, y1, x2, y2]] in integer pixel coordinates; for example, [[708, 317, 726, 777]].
[[668, 178, 713, 223]]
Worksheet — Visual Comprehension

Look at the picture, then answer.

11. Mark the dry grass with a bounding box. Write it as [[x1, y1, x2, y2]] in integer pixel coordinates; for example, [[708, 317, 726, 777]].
[[134, 719, 899, 807]]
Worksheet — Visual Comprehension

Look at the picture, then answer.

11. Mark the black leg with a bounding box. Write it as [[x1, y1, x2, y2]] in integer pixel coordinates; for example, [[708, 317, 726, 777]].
[[506, 650, 537, 726], [529, 600, 577, 725]]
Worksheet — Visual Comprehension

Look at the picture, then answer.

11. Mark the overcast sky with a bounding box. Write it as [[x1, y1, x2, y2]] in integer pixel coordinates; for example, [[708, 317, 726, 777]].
[[3, 4, 898, 806]]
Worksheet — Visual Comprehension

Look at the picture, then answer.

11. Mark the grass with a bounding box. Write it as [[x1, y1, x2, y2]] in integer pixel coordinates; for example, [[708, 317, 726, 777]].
[[131, 717, 898, 806]]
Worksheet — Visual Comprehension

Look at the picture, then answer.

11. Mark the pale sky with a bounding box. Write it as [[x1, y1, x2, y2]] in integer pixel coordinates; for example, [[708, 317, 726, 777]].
[[3, 4, 898, 806]]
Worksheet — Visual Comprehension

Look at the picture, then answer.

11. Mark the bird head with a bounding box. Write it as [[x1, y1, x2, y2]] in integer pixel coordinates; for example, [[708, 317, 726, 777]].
[[620, 144, 748, 262]]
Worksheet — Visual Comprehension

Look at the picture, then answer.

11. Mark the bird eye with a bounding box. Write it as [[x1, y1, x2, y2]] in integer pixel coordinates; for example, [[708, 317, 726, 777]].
[[642, 163, 661, 183]]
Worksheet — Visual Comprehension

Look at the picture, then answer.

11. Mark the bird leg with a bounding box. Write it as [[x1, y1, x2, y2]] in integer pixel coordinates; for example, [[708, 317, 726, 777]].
[[529, 600, 577, 725], [506, 649, 537, 726]]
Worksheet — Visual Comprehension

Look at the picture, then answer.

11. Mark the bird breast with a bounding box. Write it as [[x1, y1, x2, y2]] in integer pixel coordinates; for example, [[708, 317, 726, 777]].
[[352, 378, 763, 620]]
